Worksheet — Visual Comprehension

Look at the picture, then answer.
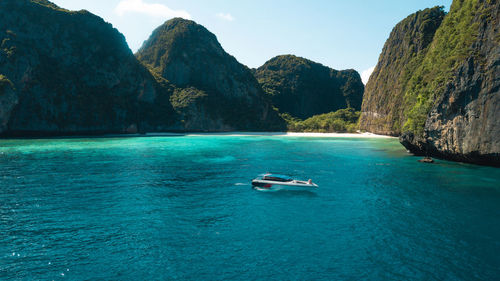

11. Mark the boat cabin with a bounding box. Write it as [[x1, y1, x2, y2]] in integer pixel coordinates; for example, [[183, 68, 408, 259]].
[[262, 174, 292, 182]]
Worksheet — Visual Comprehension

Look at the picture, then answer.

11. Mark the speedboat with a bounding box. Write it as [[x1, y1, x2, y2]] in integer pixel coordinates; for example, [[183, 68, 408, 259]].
[[251, 174, 318, 191]]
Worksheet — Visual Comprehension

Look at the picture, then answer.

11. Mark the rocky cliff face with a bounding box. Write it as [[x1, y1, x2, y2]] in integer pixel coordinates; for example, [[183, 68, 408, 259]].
[[0, 75, 17, 133], [254, 55, 364, 120], [0, 0, 177, 136], [401, 0, 500, 165], [361, 0, 499, 166], [359, 7, 445, 136], [136, 18, 285, 131]]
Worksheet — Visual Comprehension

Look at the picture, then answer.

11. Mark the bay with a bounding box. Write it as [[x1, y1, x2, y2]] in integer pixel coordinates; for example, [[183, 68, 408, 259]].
[[0, 136, 499, 280]]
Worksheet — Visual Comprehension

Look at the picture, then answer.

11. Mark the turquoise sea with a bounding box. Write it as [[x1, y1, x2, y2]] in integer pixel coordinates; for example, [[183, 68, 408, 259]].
[[0, 135, 499, 280]]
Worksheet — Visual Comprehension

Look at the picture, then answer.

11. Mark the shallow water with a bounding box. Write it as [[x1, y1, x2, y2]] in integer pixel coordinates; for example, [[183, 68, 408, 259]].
[[0, 136, 499, 280]]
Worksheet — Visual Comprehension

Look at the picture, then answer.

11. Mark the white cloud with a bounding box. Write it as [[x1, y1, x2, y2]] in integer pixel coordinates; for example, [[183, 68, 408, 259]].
[[216, 12, 235, 21], [361, 66, 375, 85], [115, 0, 191, 19]]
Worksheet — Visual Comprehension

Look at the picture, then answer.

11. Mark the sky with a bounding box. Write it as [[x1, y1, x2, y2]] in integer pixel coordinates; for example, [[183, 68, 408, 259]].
[[51, 0, 452, 84]]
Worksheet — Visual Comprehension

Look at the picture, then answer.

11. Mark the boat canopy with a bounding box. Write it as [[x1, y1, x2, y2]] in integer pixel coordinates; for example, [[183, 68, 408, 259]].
[[262, 174, 293, 182]]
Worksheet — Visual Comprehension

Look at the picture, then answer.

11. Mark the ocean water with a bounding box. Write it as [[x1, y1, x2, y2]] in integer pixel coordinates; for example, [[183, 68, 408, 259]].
[[0, 135, 499, 280]]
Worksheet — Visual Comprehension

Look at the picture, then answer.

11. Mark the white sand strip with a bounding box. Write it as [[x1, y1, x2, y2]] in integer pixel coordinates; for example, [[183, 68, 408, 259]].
[[145, 132, 395, 138]]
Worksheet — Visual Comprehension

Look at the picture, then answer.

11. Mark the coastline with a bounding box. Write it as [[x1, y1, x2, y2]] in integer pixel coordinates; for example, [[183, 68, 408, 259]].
[[0, 131, 395, 139], [143, 132, 395, 138]]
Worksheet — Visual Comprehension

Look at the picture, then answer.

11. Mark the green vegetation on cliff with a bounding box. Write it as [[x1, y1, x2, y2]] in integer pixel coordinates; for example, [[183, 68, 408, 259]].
[[30, 0, 64, 10], [0, 0, 178, 134], [360, 1, 491, 136], [254, 55, 364, 120], [360, 0, 499, 165], [359, 6, 445, 135], [283, 108, 360, 133], [403, 0, 487, 135], [170, 87, 207, 110], [136, 18, 285, 131], [136, 18, 214, 77], [0, 75, 13, 95]]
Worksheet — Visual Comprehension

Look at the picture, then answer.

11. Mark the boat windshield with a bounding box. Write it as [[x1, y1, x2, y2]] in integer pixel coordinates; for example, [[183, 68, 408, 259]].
[[262, 174, 292, 182]]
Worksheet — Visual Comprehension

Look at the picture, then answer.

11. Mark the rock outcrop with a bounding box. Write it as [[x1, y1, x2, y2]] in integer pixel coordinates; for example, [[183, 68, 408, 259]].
[[254, 55, 364, 120], [0, 75, 17, 133], [136, 18, 285, 131], [400, 0, 500, 165], [359, 6, 445, 136], [360, 0, 500, 166], [0, 0, 177, 136]]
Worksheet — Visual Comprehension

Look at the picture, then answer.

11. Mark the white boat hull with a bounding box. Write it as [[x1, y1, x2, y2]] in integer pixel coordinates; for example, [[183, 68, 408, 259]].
[[252, 179, 318, 191]]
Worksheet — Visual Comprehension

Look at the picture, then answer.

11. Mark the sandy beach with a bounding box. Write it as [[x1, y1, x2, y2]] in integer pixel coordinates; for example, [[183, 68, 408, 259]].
[[145, 132, 395, 138]]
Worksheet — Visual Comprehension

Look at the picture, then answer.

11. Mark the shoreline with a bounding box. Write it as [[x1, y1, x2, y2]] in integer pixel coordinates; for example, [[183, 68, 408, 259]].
[[0, 131, 396, 140], [142, 132, 395, 138]]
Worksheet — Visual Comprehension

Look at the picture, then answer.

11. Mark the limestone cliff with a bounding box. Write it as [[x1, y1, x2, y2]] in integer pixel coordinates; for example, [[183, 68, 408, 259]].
[[0, 75, 17, 133], [254, 55, 364, 120], [400, 0, 500, 165], [0, 0, 177, 136], [136, 18, 285, 131], [361, 0, 499, 166], [359, 7, 445, 135]]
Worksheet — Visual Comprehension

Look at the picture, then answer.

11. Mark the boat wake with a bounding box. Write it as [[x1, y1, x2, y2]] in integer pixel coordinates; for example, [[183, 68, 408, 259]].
[[253, 186, 317, 196], [253, 186, 280, 192]]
